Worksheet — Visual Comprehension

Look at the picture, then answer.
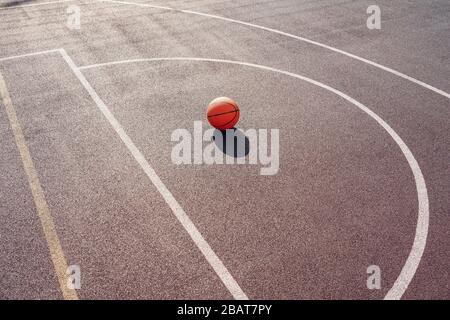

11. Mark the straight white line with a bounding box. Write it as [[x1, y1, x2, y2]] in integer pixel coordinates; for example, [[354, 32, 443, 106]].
[[98, 0, 450, 99], [59, 49, 248, 300], [0, 49, 61, 62], [0, 0, 72, 10], [79, 56, 430, 300]]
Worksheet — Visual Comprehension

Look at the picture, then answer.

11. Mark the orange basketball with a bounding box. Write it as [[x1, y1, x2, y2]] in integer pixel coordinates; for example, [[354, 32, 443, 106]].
[[207, 97, 240, 130]]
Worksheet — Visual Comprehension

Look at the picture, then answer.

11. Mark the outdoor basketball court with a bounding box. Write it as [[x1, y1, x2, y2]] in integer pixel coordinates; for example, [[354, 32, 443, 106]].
[[0, 0, 449, 300]]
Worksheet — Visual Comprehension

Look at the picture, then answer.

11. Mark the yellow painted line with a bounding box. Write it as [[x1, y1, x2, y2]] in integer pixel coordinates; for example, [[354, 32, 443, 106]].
[[0, 70, 78, 300]]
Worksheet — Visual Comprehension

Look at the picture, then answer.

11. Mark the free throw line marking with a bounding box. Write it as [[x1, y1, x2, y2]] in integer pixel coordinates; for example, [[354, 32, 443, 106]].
[[0, 68, 78, 300], [80, 56, 430, 300], [0, 49, 61, 62], [59, 49, 248, 300]]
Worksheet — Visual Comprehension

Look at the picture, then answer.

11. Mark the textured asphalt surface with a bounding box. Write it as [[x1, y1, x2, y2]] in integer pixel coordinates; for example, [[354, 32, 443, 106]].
[[0, 0, 449, 300]]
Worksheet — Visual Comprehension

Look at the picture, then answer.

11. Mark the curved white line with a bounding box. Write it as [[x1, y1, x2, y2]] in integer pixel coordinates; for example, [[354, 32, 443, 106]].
[[98, 0, 449, 100], [79, 57, 429, 300], [2, 0, 445, 99]]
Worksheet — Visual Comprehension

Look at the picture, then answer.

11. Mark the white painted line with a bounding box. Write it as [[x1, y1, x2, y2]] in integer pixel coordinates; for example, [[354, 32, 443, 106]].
[[59, 49, 248, 300], [0, 49, 61, 62], [0, 0, 72, 11], [98, 0, 449, 100], [80, 56, 430, 300]]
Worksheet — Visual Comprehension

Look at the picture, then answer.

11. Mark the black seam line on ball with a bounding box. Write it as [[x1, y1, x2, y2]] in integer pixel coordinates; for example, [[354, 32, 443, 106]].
[[220, 110, 240, 127], [208, 109, 239, 118]]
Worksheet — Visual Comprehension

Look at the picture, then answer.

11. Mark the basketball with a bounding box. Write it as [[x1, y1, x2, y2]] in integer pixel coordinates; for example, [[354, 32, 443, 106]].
[[207, 97, 240, 130]]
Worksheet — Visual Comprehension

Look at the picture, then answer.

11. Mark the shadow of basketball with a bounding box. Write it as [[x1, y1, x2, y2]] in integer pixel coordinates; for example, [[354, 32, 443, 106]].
[[212, 128, 250, 158]]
